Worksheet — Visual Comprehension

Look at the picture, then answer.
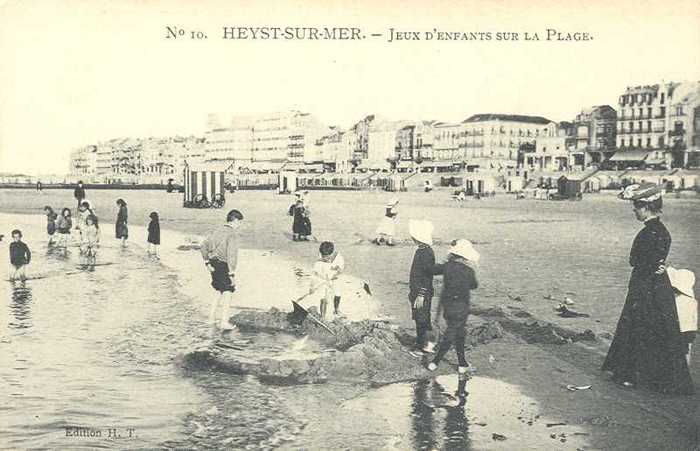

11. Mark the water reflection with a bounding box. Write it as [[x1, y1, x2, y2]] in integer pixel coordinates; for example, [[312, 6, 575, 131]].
[[442, 377, 471, 449], [9, 282, 32, 329], [411, 377, 472, 450]]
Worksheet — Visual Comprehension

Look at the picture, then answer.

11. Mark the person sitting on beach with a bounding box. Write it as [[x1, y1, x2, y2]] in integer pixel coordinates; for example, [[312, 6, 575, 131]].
[[408, 220, 437, 355], [147, 212, 161, 259], [56, 208, 73, 250], [9, 229, 31, 282], [427, 239, 480, 374], [373, 198, 399, 246], [200, 209, 244, 331], [79, 215, 100, 267], [44, 206, 58, 245], [309, 241, 345, 319]]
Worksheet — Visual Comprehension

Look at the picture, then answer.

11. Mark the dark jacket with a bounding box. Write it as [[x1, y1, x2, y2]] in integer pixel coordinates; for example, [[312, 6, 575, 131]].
[[148, 220, 160, 245], [434, 258, 478, 319], [10, 241, 31, 266], [74, 186, 86, 201], [409, 245, 435, 299], [629, 217, 670, 276]]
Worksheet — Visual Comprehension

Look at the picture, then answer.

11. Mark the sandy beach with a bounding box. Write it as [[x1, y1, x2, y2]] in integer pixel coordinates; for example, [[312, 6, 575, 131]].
[[1, 187, 698, 449]]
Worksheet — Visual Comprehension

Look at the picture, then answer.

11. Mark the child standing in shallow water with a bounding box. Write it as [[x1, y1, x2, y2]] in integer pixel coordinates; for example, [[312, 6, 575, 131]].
[[80, 215, 100, 267], [56, 208, 73, 251], [147, 212, 161, 258], [44, 206, 57, 245], [9, 229, 31, 282]]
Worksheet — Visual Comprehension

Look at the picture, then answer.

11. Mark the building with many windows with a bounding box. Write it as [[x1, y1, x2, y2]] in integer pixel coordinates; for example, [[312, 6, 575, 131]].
[[461, 114, 557, 169], [569, 105, 617, 168], [666, 81, 700, 167]]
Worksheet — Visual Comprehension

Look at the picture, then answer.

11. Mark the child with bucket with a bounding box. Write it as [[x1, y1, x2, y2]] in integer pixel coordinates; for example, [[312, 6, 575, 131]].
[[427, 239, 480, 374]]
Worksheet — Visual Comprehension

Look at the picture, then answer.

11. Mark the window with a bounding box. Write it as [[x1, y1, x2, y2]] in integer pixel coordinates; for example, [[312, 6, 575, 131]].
[[637, 138, 642, 147], [638, 121, 643, 131], [676, 106, 683, 115], [647, 107, 652, 117], [660, 93, 665, 104], [647, 121, 652, 131], [638, 108, 643, 118], [646, 137, 652, 148], [660, 106, 666, 117], [658, 136, 665, 147]]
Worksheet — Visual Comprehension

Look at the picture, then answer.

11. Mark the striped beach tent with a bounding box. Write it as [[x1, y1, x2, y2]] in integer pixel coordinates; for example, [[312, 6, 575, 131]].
[[183, 160, 234, 207]]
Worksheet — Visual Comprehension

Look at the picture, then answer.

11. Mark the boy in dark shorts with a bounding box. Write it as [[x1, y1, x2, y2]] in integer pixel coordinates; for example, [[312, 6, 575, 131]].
[[201, 209, 244, 331], [9, 229, 31, 282]]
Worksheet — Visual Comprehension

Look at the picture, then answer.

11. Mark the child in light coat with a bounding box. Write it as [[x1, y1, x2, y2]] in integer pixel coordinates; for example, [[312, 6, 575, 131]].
[[667, 267, 697, 365], [309, 241, 345, 319]]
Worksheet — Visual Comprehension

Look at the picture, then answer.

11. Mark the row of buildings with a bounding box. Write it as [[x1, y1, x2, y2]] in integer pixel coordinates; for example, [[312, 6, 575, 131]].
[[68, 80, 700, 183]]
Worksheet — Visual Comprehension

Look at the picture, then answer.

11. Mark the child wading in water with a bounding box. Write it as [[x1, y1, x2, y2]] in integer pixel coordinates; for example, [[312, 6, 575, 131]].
[[9, 229, 31, 282], [427, 239, 480, 374], [80, 215, 100, 267], [309, 241, 345, 320], [56, 208, 73, 252], [147, 212, 161, 258], [373, 198, 399, 245], [44, 206, 58, 245], [408, 220, 437, 354]]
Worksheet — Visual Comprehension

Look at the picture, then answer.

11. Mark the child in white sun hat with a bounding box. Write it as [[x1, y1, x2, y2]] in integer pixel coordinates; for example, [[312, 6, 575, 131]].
[[373, 198, 399, 246], [667, 267, 697, 365], [427, 239, 480, 374]]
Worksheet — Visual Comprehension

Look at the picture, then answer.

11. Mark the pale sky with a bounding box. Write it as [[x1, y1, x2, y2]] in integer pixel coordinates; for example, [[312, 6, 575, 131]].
[[1, 0, 699, 175]]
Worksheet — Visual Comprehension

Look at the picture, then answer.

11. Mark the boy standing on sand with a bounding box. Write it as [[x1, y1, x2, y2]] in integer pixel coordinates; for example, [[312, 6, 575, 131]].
[[408, 220, 437, 354], [201, 209, 244, 331], [9, 230, 31, 282]]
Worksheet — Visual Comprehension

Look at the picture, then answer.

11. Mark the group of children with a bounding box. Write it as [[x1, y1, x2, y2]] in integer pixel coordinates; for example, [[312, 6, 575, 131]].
[[5, 198, 163, 281], [304, 197, 482, 374]]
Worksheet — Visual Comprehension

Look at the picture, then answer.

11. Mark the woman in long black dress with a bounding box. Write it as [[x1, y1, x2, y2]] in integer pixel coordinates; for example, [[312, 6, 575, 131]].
[[115, 199, 128, 248], [602, 183, 694, 395]]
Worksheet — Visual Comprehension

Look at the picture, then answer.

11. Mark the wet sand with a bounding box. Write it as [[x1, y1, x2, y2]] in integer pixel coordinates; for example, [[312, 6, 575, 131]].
[[1, 188, 698, 450]]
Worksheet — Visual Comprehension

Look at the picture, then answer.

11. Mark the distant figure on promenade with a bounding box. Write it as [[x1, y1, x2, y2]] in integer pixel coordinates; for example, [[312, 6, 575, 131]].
[[373, 198, 399, 246], [79, 215, 100, 268], [73, 181, 86, 209], [427, 239, 480, 374], [56, 208, 72, 251], [602, 183, 694, 395], [200, 209, 244, 331], [9, 229, 31, 282], [147, 212, 161, 259], [424, 180, 433, 193], [44, 206, 57, 246], [115, 199, 128, 248], [288, 192, 312, 241], [36, 181, 43, 193], [408, 220, 436, 355]]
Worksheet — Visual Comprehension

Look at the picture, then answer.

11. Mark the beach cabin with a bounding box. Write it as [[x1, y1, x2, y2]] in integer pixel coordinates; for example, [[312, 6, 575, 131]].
[[183, 160, 234, 208], [278, 171, 298, 194]]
